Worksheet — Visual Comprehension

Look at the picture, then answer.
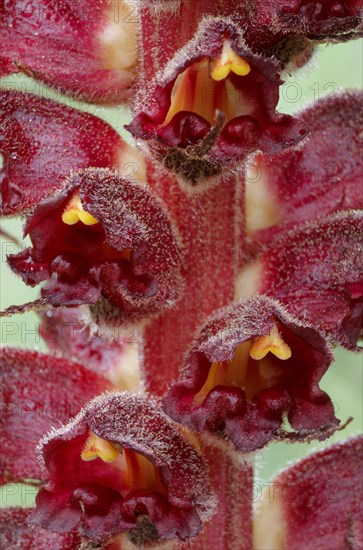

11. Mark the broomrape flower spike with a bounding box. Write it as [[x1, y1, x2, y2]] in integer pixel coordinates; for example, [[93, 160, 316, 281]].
[[0, 1, 362, 548]]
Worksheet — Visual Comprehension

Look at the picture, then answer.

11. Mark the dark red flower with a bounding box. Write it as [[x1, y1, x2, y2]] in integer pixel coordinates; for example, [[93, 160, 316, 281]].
[[250, 211, 363, 350], [0, 507, 79, 550], [254, 435, 363, 549], [30, 392, 214, 545], [164, 296, 339, 452], [0, 90, 131, 216], [230, 1, 363, 64], [39, 306, 141, 389], [138, 2, 362, 78], [245, 92, 363, 240], [127, 17, 307, 184], [8, 168, 182, 321], [0, 347, 113, 485], [0, 0, 137, 103], [259, 0, 363, 42]]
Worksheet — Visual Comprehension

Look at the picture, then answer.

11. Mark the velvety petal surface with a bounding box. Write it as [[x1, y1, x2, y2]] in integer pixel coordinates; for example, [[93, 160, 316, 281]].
[[164, 296, 338, 452], [233, 1, 363, 60], [256, 211, 363, 349], [39, 306, 141, 390], [245, 92, 363, 240], [254, 435, 363, 549], [262, 0, 363, 41], [0, 90, 127, 215], [31, 393, 214, 545], [0, 507, 79, 549], [0, 1, 136, 103], [8, 168, 183, 321], [0, 347, 113, 484]]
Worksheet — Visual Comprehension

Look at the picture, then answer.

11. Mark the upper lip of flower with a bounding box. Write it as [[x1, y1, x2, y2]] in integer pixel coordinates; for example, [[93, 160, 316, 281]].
[[244, 91, 363, 240], [0, 346, 114, 486], [0, 0, 137, 104], [256, 210, 363, 350], [0, 90, 127, 217]]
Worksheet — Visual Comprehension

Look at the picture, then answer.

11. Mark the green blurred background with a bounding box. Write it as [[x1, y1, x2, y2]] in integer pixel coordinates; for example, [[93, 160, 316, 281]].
[[0, 39, 362, 507]]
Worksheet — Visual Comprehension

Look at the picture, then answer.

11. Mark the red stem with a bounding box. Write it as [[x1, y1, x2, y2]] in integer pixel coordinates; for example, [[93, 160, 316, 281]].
[[143, 165, 252, 549], [138, 5, 253, 547], [144, 165, 242, 396]]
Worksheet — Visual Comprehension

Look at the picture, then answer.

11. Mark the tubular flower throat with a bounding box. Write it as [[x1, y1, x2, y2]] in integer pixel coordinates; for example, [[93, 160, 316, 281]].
[[30, 393, 214, 545], [164, 296, 339, 452], [194, 322, 292, 406], [7, 168, 182, 321], [127, 17, 307, 184]]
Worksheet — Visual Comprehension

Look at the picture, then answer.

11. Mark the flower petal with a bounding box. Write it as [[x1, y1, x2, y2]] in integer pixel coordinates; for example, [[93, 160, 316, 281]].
[[8, 168, 183, 321], [0, 347, 113, 484], [254, 435, 363, 550], [164, 295, 338, 452], [245, 92, 363, 239], [268, 1, 363, 41], [0, 90, 129, 216], [0, 507, 79, 549], [30, 392, 214, 545], [237, 1, 363, 62], [256, 211, 363, 349], [127, 17, 307, 184], [0, 1, 137, 103], [39, 306, 142, 390]]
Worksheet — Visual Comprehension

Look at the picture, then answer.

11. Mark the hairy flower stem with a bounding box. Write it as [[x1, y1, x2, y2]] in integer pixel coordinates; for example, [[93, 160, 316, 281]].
[[184, 437, 253, 550], [143, 165, 243, 396], [143, 164, 252, 548]]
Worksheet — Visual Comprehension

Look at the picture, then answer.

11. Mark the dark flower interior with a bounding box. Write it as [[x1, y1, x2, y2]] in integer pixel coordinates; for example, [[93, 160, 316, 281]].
[[128, 20, 307, 183], [32, 425, 202, 544], [165, 315, 339, 452]]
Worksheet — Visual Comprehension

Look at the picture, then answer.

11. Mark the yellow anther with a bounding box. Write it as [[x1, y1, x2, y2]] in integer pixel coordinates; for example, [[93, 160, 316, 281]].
[[250, 324, 292, 361], [211, 42, 251, 81], [62, 194, 98, 226], [81, 431, 120, 463]]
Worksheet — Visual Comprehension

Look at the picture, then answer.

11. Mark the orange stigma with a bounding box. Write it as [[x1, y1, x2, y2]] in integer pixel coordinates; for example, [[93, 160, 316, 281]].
[[210, 41, 251, 81], [81, 431, 120, 463], [62, 194, 99, 226], [250, 324, 292, 361]]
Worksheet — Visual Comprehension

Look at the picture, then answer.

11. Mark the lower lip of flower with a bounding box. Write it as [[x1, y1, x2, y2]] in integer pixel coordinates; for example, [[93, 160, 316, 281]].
[[193, 323, 292, 405]]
